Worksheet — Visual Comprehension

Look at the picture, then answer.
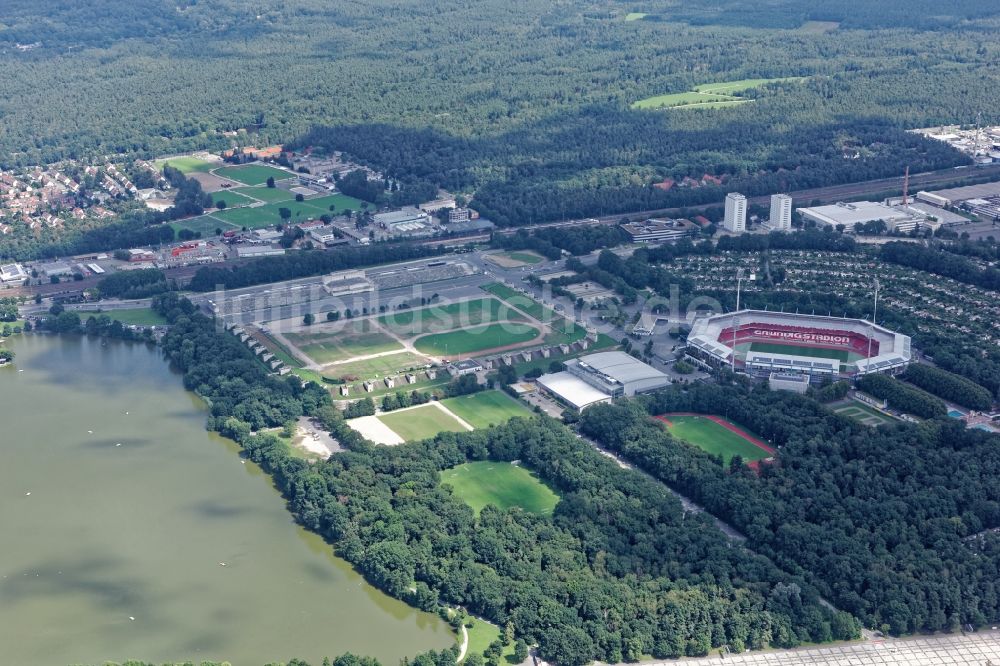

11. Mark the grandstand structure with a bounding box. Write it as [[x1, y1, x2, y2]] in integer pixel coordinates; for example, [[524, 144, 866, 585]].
[[686, 310, 911, 383]]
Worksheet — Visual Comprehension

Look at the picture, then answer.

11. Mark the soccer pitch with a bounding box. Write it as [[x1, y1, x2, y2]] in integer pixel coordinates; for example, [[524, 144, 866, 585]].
[[215, 164, 294, 186], [377, 404, 469, 442], [440, 461, 559, 516], [746, 341, 859, 363], [658, 414, 772, 464], [440, 391, 533, 429]]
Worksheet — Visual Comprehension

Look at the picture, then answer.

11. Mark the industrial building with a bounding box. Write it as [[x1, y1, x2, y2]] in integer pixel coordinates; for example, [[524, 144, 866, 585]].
[[374, 208, 433, 232], [723, 193, 747, 233], [536, 351, 670, 412], [620, 218, 698, 243], [236, 245, 286, 258], [797, 201, 940, 233], [768, 194, 792, 230], [0, 263, 28, 283]]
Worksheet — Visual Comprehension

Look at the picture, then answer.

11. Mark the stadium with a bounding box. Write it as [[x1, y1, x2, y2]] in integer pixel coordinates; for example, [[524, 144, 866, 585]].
[[686, 310, 911, 382]]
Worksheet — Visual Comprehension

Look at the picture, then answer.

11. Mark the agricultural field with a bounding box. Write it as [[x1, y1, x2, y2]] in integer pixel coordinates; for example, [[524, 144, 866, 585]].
[[284, 320, 402, 366], [78, 308, 167, 326], [632, 76, 806, 110], [624, 12, 648, 20], [154, 156, 215, 174], [440, 461, 559, 516], [414, 322, 539, 357], [656, 414, 773, 464], [831, 400, 896, 427], [378, 298, 522, 337], [440, 390, 534, 429], [215, 164, 294, 186], [377, 404, 469, 442]]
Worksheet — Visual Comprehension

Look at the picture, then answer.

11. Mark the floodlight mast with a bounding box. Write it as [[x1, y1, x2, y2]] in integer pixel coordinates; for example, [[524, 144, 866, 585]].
[[866, 279, 880, 372], [732, 268, 746, 372]]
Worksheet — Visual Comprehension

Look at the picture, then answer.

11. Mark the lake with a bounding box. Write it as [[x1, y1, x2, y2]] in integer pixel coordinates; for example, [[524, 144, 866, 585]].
[[0, 334, 453, 666]]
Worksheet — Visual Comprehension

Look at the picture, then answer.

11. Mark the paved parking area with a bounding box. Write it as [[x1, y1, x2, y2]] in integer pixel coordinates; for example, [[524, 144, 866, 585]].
[[652, 632, 1000, 666]]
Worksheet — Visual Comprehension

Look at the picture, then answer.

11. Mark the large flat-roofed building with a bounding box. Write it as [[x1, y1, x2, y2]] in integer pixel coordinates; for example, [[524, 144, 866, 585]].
[[537, 351, 670, 412], [798, 201, 912, 229], [536, 371, 615, 412], [0, 262, 28, 283], [620, 218, 697, 243], [373, 208, 432, 229], [723, 193, 747, 233]]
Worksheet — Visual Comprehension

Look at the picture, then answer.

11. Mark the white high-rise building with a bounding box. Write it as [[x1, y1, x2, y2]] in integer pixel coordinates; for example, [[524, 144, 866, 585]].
[[723, 192, 747, 233], [769, 194, 793, 230]]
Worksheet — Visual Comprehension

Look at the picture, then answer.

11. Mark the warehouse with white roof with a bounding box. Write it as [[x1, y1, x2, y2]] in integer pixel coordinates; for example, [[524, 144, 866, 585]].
[[536, 351, 670, 412]]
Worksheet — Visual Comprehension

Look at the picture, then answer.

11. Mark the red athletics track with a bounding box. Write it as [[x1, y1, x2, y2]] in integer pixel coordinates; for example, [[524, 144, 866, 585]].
[[654, 413, 776, 455]]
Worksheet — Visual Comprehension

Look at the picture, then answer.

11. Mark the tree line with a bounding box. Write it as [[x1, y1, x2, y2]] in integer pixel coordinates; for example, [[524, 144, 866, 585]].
[[902, 364, 993, 412], [855, 374, 948, 419]]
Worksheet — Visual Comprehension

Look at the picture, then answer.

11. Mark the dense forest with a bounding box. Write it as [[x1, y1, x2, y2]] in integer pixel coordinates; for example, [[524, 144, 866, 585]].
[[146, 293, 857, 665], [1, 0, 997, 232], [580, 384, 1000, 635]]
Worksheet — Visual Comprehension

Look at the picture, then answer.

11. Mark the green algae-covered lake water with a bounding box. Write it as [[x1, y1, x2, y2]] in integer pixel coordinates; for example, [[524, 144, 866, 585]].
[[0, 334, 453, 665]]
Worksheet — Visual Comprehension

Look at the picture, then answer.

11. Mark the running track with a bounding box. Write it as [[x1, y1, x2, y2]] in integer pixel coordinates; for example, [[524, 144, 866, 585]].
[[655, 413, 776, 455]]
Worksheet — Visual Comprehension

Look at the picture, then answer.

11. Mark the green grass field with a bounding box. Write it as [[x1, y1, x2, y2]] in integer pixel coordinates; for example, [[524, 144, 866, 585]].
[[233, 185, 296, 203], [414, 322, 539, 356], [253, 329, 305, 368], [210, 190, 255, 208], [832, 400, 895, 427], [154, 156, 214, 174], [746, 341, 855, 363], [206, 194, 369, 229], [624, 12, 648, 20], [441, 391, 533, 429], [377, 404, 469, 442], [171, 215, 238, 237], [661, 415, 770, 464], [633, 76, 806, 110], [215, 164, 293, 186], [285, 321, 402, 365], [378, 298, 522, 337], [693, 77, 807, 94], [325, 351, 429, 381], [78, 308, 167, 326], [632, 92, 741, 109], [441, 461, 559, 516], [506, 251, 545, 264], [482, 283, 586, 346]]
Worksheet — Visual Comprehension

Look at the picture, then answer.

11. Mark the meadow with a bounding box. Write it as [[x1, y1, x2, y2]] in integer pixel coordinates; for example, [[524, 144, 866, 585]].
[[632, 76, 807, 110], [154, 156, 215, 174], [284, 320, 402, 365]]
